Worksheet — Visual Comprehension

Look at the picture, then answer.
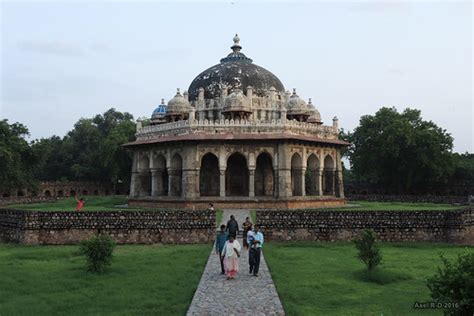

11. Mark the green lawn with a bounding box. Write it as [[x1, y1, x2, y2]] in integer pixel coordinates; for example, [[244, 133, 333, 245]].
[[216, 209, 224, 227], [3, 195, 129, 211], [0, 243, 210, 315], [337, 200, 464, 211], [265, 242, 473, 315]]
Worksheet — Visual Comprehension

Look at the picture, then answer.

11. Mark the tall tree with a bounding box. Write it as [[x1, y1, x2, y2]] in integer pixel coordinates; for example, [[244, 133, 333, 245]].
[[0, 120, 39, 194], [346, 107, 454, 193]]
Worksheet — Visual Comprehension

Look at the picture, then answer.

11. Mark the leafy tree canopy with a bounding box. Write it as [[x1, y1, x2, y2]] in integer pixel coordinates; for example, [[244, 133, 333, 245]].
[[0, 120, 39, 193], [345, 107, 454, 193]]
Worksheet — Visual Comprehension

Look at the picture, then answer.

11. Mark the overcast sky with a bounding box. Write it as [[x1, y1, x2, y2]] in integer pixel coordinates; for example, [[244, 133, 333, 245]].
[[1, 1, 472, 153]]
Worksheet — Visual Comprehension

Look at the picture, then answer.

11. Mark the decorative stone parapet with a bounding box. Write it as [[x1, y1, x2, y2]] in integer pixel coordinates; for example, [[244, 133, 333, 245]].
[[256, 209, 474, 245], [136, 119, 338, 141], [0, 209, 215, 245]]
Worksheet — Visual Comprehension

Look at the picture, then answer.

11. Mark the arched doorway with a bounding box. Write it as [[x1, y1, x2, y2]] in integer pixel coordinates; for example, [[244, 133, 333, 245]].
[[44, 190, 51, 197], [291, 153, 302, 196], [226, 153, 249, 196], [200, 153, 219, 196], [323, 155, 335, 195], [255, 152, 274, 196], [306, 154, 320, 195], [170, 153, 182, 196], [152, 154, 168, 196]]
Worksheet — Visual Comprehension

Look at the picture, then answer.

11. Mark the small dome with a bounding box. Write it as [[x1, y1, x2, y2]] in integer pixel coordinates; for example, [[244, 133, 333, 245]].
[[306, 98, 322, 124], [166, 89, 190, 115], [287, 89, 308, 115], [223, 89, 251, 113], [151, 98, 167, 120]]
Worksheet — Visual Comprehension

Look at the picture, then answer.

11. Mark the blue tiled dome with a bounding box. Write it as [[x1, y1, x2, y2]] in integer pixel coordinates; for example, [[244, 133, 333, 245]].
[[152, 99, 167, 119]]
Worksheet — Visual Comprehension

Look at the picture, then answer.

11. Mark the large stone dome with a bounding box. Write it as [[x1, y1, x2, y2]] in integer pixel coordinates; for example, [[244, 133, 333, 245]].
[[188, 35, 285, 101]]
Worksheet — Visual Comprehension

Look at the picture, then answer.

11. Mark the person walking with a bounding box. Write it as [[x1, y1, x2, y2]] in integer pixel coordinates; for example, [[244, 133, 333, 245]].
[[249, 224, 264, 277], [242, 217, 253, 250], [226, 215, 239, 239], [247, 225, 255, 274], [75, 194, 85, 212], [215, 224, 228, 275], [222, 235, 241, 280]]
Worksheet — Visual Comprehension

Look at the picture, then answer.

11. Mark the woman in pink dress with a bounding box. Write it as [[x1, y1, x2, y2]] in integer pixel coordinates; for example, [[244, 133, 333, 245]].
[[222, 235, 242, 280]]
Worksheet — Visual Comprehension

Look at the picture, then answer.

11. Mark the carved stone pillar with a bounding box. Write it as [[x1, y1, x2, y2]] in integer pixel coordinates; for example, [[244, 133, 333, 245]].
[[301, 167, 306, 197], [150, 169, 158, 196], [331, 168, 336, 196], [219, 168, 226, 197], [316, 168, 323, 196], [249, 168, 255, 197], [167, 167, 172, 197], [130, 172, 139, 197]]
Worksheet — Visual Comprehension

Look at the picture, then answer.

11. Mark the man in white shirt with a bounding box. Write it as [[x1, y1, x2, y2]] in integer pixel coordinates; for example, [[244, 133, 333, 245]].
[[248, 224, 264, 277]]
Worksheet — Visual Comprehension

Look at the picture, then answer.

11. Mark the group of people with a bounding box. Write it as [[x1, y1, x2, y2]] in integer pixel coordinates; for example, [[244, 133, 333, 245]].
[[215, 215, 264, 280]]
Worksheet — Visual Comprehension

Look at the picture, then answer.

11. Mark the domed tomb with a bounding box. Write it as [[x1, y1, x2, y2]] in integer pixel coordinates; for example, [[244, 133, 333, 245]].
[[188, 34, 285, 101], [166, 88, 191, 121], [151, 98, 167, 125]]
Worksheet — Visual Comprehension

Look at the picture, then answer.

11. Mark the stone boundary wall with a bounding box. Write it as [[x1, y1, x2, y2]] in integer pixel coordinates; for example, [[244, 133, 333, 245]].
[[347, 194, 469, 205], [256, 209, 474, 245], [0, 196, 66, 207], [0, 209, 215, 245]]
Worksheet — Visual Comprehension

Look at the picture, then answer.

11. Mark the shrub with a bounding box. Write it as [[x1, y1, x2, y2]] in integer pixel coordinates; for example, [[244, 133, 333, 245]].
[[353, 229, 382, 272], [427, 253, 474, 315], [80, 234, 116, 273]]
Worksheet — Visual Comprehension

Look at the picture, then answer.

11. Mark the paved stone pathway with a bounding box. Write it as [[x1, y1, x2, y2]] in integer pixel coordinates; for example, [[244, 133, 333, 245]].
[[187, 209, 285, 316]]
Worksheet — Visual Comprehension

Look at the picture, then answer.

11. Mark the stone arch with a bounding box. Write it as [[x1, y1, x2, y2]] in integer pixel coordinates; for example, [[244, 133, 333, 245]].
[[291, 153, 303, 196], [255, 152, 274, 196], [323, 155, 335, 195], [44, 190, 51, 197], [70, 190, 76, 196], [226, 152, 249, 196], [200, 153, 219, 196], [306, 154, 320, 195], [169, 153, 183, 196], [57, 190, 64, 197], [152, 154, 168, 196]]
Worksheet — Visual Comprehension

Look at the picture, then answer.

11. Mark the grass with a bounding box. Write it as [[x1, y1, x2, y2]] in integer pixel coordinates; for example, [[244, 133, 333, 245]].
[[334, 200, 465, 211], [2, 195, 130, 211], [250, 209, 256, 223], [264, 241, 473, 315], [0, 243, 210, 315], [216, 209, 223, 227]]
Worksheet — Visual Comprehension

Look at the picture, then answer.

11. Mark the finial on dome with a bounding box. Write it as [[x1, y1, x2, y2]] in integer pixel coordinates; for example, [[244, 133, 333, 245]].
[[161, 98, 165, 104], [292, 88, 297, 95], [308, 98, 312, 105], [231, 34, 242, 52]]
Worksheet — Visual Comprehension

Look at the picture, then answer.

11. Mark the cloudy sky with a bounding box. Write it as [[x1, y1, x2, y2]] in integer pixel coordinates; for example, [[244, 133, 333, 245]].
[[1, 1, 472, 153]]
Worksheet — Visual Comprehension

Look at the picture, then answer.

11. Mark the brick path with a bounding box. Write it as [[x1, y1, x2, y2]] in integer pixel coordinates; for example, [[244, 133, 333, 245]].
[[186, 209, 285, 316]]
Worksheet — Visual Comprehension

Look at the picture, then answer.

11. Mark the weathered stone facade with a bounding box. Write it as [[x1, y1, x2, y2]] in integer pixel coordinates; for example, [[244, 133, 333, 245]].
[[256, 209, 474, 245], [0, 209, 215, 245], [125, 35, 348, 209]]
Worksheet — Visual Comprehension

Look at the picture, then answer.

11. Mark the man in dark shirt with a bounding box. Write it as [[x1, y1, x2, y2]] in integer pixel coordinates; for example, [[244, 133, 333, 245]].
[[215, 224, 228, 274], [226, 215, 239, 239]]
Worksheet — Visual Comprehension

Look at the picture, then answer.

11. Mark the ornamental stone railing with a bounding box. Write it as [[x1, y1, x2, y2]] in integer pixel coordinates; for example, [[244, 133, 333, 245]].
[[136, 119, 338, 141]]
